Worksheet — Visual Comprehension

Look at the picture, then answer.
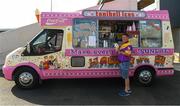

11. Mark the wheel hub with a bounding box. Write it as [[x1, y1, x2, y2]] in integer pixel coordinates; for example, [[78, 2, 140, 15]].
[[139, 70, 152, 84], [19, 72, 33, 86]]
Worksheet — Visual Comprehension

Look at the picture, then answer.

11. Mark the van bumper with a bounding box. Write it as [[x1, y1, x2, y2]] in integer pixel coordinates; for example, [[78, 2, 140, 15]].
[[2, 65, 15, 80]]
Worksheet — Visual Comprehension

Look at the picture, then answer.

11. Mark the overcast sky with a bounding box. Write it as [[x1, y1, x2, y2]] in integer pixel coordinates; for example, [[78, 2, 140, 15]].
[[0, 0, 98, 29]]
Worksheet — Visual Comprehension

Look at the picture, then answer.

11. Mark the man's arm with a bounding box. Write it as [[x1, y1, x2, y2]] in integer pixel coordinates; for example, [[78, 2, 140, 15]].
[[120, 46, 132, 57]]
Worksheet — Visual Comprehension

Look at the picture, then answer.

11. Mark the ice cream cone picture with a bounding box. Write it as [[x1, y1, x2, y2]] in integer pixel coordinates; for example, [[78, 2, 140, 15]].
[[35, 8, 40, 23]]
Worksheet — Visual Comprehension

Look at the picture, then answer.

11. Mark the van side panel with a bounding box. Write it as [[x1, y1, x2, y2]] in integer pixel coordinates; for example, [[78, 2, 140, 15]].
[[2, 10, 175, 81]]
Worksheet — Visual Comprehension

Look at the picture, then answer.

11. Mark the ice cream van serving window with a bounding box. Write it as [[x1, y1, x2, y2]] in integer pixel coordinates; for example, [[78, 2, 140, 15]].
[[98, 20, 161, 48], [73, 19, 162, 48], [73, 19, 140, 48], [98, 20, 139, 48]]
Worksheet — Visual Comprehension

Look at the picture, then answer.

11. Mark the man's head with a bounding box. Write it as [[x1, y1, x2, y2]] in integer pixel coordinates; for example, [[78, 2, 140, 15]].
[[122, 34, 129, 43]]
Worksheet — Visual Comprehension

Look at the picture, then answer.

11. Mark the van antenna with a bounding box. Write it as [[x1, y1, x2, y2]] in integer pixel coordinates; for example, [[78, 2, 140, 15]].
[[51, 0, 53, 12]]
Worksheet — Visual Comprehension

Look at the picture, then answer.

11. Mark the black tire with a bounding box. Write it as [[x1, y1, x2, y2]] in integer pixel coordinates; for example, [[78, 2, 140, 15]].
[[14, 67, 40, 89], [134, 67, 155, 86]]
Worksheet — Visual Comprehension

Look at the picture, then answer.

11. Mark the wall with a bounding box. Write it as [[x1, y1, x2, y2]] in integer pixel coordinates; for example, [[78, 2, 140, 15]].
[[160, 0, 180, 53], [172, 28, 180, 52], [86, 0, 137, 10], [160, 0, 180, 28], [0, 23, 42, 66]]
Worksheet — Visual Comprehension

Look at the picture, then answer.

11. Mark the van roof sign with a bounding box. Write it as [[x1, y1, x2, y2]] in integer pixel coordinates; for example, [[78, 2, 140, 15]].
[[82, 10, 146, 19]]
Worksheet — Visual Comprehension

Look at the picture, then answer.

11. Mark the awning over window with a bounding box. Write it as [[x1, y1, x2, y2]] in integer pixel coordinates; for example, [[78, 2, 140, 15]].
[[138, 0, 155, 10]]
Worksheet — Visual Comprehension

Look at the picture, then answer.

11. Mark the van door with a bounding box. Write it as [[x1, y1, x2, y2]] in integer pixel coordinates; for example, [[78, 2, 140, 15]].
[[23, 29, 64, 70]]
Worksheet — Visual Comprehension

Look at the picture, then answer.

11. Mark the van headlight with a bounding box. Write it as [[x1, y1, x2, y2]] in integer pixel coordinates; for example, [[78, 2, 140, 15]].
[[4, 53, 12, 66], [4, 47, 25, 66]]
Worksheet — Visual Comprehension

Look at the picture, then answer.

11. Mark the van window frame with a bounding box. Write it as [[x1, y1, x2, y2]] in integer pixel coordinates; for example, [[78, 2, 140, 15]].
[[139, 19, 163, 48], [23, 29, 64, 56], [72, 18, 99, 49], [71, 56, 85, 67]]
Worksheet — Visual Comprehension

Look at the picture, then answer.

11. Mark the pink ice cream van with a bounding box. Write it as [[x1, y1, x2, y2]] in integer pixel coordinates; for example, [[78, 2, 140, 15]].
[[3, 10, 174, 89]]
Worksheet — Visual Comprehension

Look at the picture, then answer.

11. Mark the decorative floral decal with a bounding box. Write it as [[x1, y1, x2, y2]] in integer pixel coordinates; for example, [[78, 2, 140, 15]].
[[88, 56, 119, 68], [154, 55, 166, 67], [39, 55, 61, 70], [136, 56, 150, 64]]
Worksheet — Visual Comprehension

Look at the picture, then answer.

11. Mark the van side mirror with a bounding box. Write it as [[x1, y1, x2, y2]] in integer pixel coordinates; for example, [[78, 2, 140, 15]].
[[27, 43, 31, 54]]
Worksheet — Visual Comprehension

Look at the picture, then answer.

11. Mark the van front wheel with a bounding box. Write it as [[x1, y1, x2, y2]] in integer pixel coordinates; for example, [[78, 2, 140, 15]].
[[14, 67, 40, 89]]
